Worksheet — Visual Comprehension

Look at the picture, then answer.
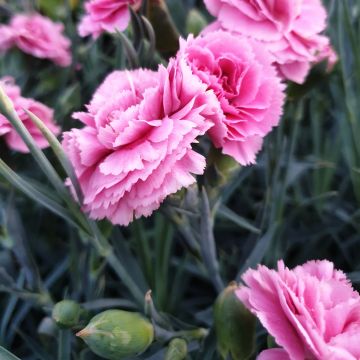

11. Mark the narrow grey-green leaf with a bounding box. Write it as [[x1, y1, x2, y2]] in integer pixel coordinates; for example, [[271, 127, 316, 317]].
[[218, 205, 260, 234], [200, 188, 224, 292], [0, 346, 21, 360], [237, 223, 280, 279], [114, 31, 139, 68], [0, 158, 77, 227], [25, 109, 84, 204]]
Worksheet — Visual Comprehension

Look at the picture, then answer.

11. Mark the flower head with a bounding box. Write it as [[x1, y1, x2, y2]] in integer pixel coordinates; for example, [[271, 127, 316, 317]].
[[63, 59, 219, 226], [179, 31, 285, 165], [0, 77, 60, 152], [2, 13, 72, 67], [78, 0, 142, 39], [237, 260, 360, 360], [204, 0, 336, 83]]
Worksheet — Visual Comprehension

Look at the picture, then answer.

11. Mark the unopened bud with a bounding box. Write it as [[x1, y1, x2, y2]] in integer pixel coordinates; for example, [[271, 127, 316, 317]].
[[206, 147, 240, 189], [52, 300, 82, 329], [76, 309, 154, 360], [164, 338, 188, 360], [214, 282, 256, 360], [186, 9, 207, 36]]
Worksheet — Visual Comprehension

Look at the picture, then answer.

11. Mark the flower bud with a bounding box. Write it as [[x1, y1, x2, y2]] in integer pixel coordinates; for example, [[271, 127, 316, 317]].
[[52, 300, 82, 329], [186, 9, 207, 36], [76, 310, 154, 360], [214, 282, 256, 360], [164, 338, 188, 360], [147, 0, 180, 57], [205, 147, 240, 190]]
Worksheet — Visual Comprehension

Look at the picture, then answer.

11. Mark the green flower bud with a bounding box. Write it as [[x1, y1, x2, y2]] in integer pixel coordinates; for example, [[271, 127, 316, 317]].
[[164, 338, 188, 360], [52, 300, 82, 329], [204, 148, 240, 198], [214, 282, 256, 360], [186, 9, 208, 36], [147, 0, 180, 57], [76, 310, 154, 360]]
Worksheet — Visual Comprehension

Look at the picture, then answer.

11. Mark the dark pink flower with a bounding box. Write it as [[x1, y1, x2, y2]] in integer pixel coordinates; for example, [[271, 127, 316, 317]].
[[62, 60, 219, 225], [78, 0, 142, 39], [204, 0, 336, 84], [237, 260, 360, 360], [179, 31, 285, 165]]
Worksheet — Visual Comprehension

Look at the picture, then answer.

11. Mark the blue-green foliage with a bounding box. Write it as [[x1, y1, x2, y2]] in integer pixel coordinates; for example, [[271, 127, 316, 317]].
[[0, 0, 359, 359]]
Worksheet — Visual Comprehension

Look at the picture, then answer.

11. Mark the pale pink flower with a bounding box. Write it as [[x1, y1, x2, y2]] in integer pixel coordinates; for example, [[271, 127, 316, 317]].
[[0, 77, 60, 152], [62, 60, 219, 226], [237, 260, 360, 360], [5, 13, 71, 67], [78, 0, 142, 39], [179, 31, 285, 165], [204, 0, 336, 84]]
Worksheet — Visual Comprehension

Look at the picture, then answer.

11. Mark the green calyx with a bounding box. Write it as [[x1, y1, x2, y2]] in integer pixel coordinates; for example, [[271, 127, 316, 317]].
[[214, 282, 256, 360], [164, 338, 188, 360], [52, 300, 82, 329], [76, 309, 154, 360]]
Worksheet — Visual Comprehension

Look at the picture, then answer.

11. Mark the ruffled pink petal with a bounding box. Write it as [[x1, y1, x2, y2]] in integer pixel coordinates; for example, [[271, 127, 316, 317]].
[[257, 348, 291, 360]]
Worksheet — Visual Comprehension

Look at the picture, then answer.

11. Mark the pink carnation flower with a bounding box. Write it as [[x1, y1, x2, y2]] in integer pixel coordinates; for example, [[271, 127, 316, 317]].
[[62, 60, 219, 226], [204, 0, 336, 84], [179, 31, 285, 165], [0, 77, 60, 152], [2, 14, 71, 67], [237, 260, 360, 360], [78, 0, 142, 39]]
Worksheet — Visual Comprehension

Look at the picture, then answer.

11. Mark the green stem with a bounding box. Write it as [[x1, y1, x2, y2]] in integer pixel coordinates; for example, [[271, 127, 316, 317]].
[[58, 330, 71, 360], [107, 252, 145, 307], [154, 324, 208, 343], [155, 216, 173, 310]]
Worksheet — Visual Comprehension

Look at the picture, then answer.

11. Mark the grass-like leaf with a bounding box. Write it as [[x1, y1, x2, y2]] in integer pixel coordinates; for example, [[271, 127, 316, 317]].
[[0, 346, 21, 360]]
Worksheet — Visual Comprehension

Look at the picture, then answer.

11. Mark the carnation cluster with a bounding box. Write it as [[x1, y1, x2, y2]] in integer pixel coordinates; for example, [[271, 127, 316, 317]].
[[0, 77, 59, 152], [61, 0, 337, 226], [0, 1, 336, 226], [63, 29, 285, 225]]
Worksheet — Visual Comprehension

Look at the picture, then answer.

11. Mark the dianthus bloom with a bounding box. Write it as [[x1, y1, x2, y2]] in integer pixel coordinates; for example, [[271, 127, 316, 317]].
[[0, 78, 60, 152], [237, 260, 360, 360], [62, 59, 220, 226], [204, 0, 337, 84], [179, 31, 285, 165], [78, 0, 142, 39], [0, 14, 71, 67]]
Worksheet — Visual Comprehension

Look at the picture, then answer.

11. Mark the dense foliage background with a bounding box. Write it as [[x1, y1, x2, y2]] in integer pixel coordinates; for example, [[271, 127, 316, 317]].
[[0, 0, 359, 359]]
